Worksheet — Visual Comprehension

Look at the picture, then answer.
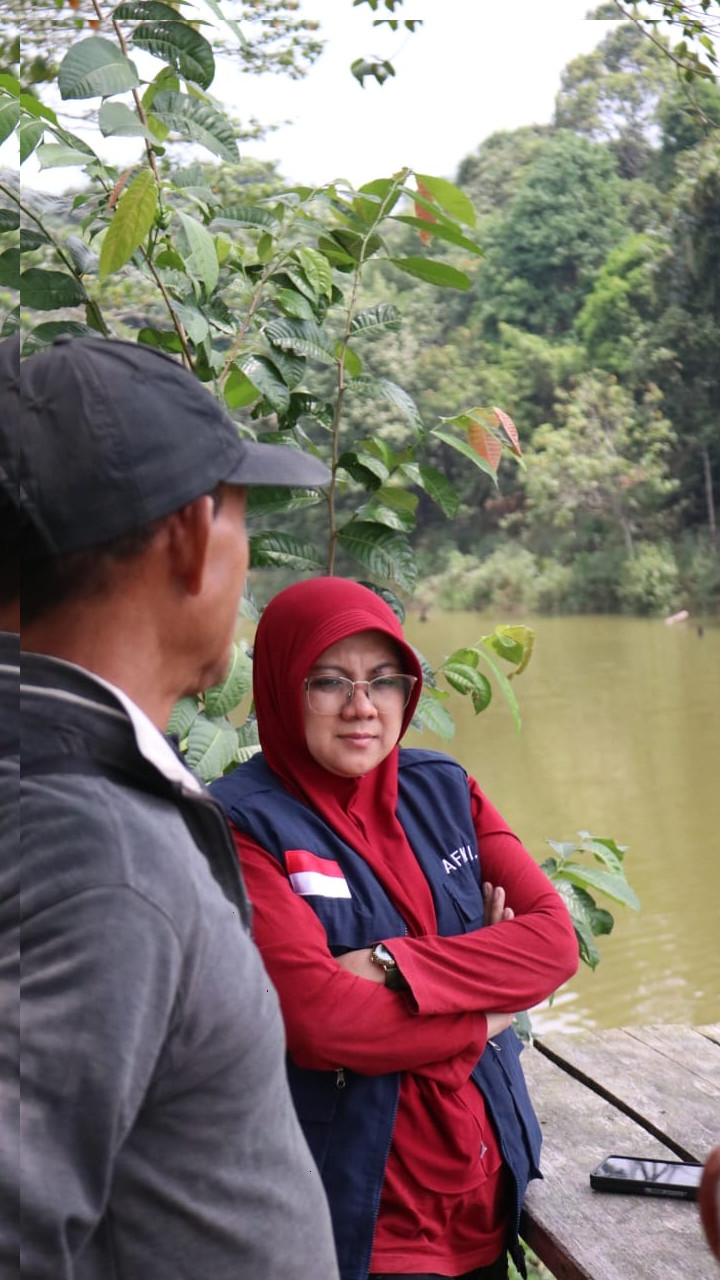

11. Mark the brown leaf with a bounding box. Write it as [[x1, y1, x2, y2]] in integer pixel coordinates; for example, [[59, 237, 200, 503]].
[[414, 180, 436, 245], [468, 421, 502, 472], [492, 405, 522, 457], [107, 169, 133, 211]]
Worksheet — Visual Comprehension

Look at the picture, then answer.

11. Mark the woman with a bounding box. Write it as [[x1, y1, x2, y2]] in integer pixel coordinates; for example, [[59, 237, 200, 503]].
[[211, 578, 579, 1280]]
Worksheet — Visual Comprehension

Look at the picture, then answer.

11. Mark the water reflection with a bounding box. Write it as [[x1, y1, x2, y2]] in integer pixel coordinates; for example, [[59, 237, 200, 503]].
[[403, 613, 720, 1034]]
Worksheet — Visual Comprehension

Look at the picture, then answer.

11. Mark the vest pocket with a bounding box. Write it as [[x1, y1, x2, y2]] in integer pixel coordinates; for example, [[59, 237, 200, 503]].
[[440, 876, 484, 931]]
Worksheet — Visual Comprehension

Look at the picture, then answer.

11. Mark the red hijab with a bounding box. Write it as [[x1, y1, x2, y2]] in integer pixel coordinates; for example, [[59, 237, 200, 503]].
[[252, 578, 431, 922]]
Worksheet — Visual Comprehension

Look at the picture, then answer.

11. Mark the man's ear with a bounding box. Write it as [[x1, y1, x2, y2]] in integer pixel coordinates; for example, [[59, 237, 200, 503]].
[[164, 495, 214, 596]]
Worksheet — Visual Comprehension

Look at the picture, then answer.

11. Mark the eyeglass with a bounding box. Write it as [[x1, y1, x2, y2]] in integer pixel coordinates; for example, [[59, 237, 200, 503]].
[[304, 674, 418, 715]]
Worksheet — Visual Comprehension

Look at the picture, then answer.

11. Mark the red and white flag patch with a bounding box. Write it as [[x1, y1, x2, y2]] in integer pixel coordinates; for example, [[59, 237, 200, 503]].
[[285, 849, 352, 899]]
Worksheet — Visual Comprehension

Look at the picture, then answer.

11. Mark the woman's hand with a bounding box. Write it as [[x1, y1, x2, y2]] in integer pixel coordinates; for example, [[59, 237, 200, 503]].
[[335, 948, 386, 983], [486, 1011, 515, 1038], [483, 881, 514, 927]]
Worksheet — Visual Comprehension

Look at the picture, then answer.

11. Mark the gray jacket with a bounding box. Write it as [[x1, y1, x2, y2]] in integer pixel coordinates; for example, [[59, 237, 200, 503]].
[[9, 647, 339, 1280]]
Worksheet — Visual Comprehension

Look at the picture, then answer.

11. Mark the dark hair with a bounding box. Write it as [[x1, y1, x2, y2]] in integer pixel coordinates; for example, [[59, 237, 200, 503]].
[[16, 484, 227, 625], [0, 487, 23, 605]]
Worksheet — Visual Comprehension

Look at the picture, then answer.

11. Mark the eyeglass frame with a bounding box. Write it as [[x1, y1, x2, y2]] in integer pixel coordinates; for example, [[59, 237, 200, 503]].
[[303, 673, 418, 715]]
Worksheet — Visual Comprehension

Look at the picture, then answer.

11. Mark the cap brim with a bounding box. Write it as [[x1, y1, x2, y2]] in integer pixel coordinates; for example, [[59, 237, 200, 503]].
[[226, 441, 330, 488]]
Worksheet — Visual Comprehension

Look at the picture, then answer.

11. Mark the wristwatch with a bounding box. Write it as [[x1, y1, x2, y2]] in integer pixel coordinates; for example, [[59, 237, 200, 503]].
[[370, 943, 407, 991]]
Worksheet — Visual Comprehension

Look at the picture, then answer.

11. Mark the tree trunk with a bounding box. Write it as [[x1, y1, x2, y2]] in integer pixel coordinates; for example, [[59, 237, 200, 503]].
[[700, 442, 717, 551]]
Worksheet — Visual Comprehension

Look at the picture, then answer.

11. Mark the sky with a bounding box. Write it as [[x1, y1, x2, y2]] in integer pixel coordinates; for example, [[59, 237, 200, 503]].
[[14, 0, 628, 194], [219, 0, 619, 187]]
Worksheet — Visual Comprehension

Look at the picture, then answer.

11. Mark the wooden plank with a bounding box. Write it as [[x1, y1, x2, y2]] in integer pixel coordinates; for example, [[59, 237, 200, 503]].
[[533, 1026, 719, 1161], [521, 1046, 718, 1280]]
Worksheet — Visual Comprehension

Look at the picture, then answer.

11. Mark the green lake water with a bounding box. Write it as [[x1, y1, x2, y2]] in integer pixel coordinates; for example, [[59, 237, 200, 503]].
[[401, 611, 720, 1035]]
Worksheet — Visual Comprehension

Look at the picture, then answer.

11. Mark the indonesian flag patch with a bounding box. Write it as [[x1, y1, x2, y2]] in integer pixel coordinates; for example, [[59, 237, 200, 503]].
[[285, 849, 352, 899]]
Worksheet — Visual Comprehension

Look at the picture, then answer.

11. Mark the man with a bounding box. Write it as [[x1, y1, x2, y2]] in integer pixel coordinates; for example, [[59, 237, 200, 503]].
[[0, 334, 340, 1280]]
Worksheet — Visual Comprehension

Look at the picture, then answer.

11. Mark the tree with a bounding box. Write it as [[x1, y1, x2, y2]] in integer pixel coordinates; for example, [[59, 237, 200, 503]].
[[555, 17, 677, 178], [648, 138, 720, 546], [520, 373, 678, 561], [475, 132, 627, 337]]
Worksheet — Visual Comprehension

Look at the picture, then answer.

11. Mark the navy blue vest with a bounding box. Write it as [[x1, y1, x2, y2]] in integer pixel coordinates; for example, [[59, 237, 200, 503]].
[[212, 749, 541, 1280]]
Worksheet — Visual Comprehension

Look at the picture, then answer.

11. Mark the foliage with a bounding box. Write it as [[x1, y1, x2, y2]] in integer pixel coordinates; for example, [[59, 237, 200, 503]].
[[617, 539, 680, 611], [520, 374, 678, 560], [475, 132, 627, 337], [610, 0, 720, 84], [3, 5, 543, 756], [541, 832, 641, 970]]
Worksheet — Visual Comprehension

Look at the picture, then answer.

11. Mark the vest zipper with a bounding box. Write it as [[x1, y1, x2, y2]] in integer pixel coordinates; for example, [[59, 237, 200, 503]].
[[334, 1068, 346, 1089]]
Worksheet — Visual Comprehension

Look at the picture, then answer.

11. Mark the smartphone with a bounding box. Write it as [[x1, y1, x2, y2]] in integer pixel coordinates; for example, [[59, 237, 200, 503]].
[[590, 1155, 704, 1201]]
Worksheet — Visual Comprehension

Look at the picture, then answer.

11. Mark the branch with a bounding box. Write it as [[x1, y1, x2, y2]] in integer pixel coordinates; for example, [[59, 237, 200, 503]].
[[2, 181, 110, 336]]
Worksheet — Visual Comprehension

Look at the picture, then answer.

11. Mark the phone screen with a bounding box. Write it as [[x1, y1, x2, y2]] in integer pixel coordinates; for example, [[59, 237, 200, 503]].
[[595, 1156, 703, 1189]]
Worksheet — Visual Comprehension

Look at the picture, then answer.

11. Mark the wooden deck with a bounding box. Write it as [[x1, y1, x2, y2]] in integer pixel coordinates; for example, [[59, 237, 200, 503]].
[[520, 1022, 720, 1280]]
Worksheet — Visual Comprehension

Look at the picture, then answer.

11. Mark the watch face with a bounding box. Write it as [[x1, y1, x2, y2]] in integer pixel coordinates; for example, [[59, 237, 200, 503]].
[[372, 944, 396, 969]]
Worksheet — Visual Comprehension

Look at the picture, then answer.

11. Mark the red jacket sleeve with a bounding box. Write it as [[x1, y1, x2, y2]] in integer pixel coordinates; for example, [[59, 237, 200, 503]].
[[388, 776, 579, 1016], [232, 825, 488, 1083]]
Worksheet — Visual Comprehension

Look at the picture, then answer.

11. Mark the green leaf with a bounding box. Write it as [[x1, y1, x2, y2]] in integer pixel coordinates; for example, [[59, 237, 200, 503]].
[[338, 522, 417, 592], [35, 142, 96, 168], [224, 367, 259, 409], [166, 695, 200, 741], [0, 249, 19, 291], [357, 582, 406, 622], [241, 355, 290, 414], [263, 318, 336, 365], [185, 713, 238, 782], [150, 90, 238, 161], [350, 303, 402, 337], [204, 642, 253, 717], [0, 97, 20, 146], [138, 327, 184, 354], [211, 204, 277, 230], [553, 864, 641, 911], [475, 647, 522, 733], [415, 464, 459, 518], [350, 376, 423, 432], [577, 832, 628, 865], [442, 661, 492, 711], [22, 321, 97, 354], [132, 22, 215, 91], [249, 531, 324, 572], [391, 215, 482, 256], [412, 694, 455, 741], [0, 209, 19, 233], [20, 268, 86, 310], [275, 288, 316, 320], [246, 486, 324, 517], [58, 38, 139, 100], [99, 169, 157, 279], [431, 428, 499, 482], [98, 101, 147, 138], [482, 624, 535, 676], [338, 449, 389, 488], [264, 345, 305, 391], [175, 210, 219, 296], [171, 300, 209, 345], [113, 0, 182, 17], [414, 174, 476, 226], [20, 230, 47, 252], [19, 118, 45, 164], [295, 245, 333, 298], [236, 717, 261, 764], [390, 257, 471, 290]]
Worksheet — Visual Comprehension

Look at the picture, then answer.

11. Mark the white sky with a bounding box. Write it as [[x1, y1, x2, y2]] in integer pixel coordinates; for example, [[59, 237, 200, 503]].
[[12, 0, 628, 193], [223, 0, 620, 186]]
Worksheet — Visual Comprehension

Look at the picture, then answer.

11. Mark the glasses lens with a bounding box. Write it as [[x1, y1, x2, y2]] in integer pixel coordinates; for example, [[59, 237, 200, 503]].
[[368, 676, 415, 708], [306, 675, 415, 713]]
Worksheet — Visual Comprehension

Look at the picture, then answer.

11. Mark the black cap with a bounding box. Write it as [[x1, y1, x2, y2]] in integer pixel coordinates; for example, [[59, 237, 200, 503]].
[[0, 334, 329, 556]]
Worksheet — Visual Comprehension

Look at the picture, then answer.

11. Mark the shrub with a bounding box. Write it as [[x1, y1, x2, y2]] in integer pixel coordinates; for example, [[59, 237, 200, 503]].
[[617, 542, 679, 615]]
